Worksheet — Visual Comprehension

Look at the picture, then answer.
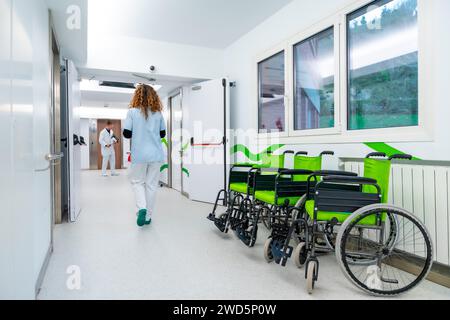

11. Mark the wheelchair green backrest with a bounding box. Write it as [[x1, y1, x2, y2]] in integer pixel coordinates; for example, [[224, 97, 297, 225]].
[[362, 153, 413, 204], [260, 151, 294, 172], [363, 157, 392, 204], [293, 151, 334, 182]]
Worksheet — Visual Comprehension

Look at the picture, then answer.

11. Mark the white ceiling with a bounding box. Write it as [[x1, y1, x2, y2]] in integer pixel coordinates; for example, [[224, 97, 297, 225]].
[[79, 68, 204, 109], [89, 0, 293, 49]]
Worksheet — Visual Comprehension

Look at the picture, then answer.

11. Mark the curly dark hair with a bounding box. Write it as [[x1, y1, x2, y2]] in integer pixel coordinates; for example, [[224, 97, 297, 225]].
[[130, 84, 163, 119]]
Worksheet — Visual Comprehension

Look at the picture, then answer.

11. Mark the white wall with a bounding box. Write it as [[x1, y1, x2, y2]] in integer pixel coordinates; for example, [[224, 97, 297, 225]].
[[0, 0, 52, 299], [224, 0, 450, 161]]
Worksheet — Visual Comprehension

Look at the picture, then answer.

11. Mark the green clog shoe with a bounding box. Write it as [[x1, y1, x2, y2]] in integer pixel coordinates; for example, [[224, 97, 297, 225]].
[[137, 209, 147, 227]]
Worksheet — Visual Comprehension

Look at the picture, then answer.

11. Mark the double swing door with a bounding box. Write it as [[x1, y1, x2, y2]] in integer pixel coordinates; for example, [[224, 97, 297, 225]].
[[168, 78, 230, 204]]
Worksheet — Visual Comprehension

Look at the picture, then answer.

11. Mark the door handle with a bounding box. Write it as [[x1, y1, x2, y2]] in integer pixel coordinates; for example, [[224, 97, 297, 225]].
[[45, 152, 64, 162], [35, 153, 64, 172]]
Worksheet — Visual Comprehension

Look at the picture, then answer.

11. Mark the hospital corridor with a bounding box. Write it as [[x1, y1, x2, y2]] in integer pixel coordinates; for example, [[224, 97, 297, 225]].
[[37, 170, 450, 300], [2, 0, 450, 308]]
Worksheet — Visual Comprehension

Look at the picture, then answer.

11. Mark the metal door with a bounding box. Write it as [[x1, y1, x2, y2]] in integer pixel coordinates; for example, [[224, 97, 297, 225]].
[[169, 93, 183, 192]]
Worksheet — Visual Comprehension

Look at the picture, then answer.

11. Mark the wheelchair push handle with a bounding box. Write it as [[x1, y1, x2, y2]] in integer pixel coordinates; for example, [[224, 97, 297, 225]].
[[389, 154, 413, 161], [366, 152, 387, 159], [320, 151, 335, 156], [283, 150, 295, 155], [279, 169, 314, 176], [295, 151, 308, 156]]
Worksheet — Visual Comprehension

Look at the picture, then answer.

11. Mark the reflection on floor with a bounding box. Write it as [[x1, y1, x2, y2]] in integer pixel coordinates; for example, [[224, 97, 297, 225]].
[[38, 170, 450, 300]]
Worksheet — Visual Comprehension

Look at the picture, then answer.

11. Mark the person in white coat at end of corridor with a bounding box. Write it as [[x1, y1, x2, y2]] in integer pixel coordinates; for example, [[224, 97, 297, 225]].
[[99, 120, 120, 177]]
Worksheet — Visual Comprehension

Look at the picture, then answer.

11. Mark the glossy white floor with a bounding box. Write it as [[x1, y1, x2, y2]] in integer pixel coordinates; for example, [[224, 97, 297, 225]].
[[38, 170, 450, 300]]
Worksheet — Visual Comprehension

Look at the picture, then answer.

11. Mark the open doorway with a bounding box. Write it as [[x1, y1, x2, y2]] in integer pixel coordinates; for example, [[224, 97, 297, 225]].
[[168, 91, 184, 193], [96, 119, 123, 170]]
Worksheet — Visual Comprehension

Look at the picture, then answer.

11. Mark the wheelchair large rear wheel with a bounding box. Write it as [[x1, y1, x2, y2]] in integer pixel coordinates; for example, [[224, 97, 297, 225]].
[[264, 238, 274, 263], [336, 204, 433, 296]]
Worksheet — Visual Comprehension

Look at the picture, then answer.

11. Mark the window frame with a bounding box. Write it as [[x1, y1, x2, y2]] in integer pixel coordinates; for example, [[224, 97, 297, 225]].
[[255, 0, 433, 144], [339, 0, 432, 143], [287, 16, 341, 138], [254, 43, 289, 139]]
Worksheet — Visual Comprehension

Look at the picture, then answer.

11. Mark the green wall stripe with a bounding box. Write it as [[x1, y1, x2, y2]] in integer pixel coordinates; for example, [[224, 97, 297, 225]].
[[231, 144, 285, 162], [160, 164, 190, 177], [182, 168, 190, 177], [231, 142, 420, 161]]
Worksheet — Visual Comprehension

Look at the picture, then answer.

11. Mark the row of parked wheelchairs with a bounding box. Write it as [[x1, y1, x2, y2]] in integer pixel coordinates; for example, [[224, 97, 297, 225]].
[[207, 150, 434, 296]]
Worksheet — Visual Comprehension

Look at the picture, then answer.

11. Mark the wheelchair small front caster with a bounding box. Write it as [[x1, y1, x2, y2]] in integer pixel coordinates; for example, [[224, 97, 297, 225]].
[[306, 260, 318, 294]]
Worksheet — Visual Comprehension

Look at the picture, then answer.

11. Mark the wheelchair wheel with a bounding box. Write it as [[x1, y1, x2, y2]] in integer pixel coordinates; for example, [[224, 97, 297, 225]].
[[336, 204, 433, 296], [306, 260, 318, 294], [293, 242, 307, 268], [264, 238, 274, 263]]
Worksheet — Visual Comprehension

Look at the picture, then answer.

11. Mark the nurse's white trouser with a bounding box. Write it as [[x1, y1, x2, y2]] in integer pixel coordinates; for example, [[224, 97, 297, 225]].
[[128, 163, 162, 219], [101, 152, 116, 175]]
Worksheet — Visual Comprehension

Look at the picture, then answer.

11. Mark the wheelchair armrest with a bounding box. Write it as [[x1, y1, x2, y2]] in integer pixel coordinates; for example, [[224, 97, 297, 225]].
[[306, 171, 358, 199], [252, 167, 285, 177], [323, 175, 378, 185], [232, 163, 255, 168], [279, 169, 314, 176], [389, 154, 413, 161], [311, 170, 358, 178], [251, 163, 271, 169]]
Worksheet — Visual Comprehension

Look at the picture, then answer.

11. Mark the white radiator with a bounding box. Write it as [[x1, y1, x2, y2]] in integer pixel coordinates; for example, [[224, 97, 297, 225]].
[[342, 159, 450, 266]]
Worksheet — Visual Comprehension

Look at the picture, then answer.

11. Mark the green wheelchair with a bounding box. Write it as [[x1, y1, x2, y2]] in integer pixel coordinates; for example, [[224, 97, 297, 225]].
[[207, 150, 293, 236], [266, 152, 434, 296], [234, 151, 335, 247]]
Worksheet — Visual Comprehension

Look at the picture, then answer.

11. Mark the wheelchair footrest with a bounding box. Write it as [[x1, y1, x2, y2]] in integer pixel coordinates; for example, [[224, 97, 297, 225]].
[[207, 213, 229, 233], [214, 219, 227, 233], [271, 240, 293, 267], [235, 227, 251, 246], [235, 225, 258, 247]]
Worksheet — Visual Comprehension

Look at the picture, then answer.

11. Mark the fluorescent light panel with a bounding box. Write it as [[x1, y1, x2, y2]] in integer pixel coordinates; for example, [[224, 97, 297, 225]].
[[80, 79, 162, 94]]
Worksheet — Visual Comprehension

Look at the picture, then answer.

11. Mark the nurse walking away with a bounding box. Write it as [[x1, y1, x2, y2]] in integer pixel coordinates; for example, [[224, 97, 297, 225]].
[[123, 84, 166, 227], [99, 120, 120, 177]]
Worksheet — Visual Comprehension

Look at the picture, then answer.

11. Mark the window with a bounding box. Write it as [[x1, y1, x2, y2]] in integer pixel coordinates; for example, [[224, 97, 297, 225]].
[[347, 0, 419, 131], [258, 51, 285, 133], [294, 27, 335, 131]]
